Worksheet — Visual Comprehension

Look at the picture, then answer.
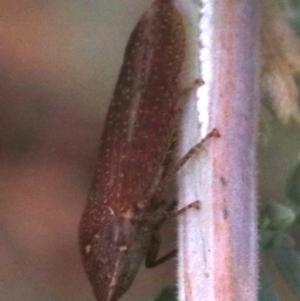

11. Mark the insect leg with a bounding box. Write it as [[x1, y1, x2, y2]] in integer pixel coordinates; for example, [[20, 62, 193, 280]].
[[145, 229, 177, 268], [154, 128, 220, 198], [144, 201, 200, 268], [143, 129, 219, 219]]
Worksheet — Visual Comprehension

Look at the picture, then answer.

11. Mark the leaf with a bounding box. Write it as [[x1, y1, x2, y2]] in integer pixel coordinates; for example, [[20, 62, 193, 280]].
[[150, 286, 177, 301], [269, 234, 300, 298], [259, 268, 282, 301], [286, 160, 300, 205], [259, 202, 295, 231]]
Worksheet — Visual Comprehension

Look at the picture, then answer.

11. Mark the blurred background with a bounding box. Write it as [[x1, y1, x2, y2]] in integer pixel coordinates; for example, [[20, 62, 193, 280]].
[[0, 1, 178, 300], [1, 0, 300, 301]]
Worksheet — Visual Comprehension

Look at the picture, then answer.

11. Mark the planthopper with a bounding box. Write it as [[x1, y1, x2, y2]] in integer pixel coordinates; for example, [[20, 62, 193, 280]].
[[78, 0, 218, 300]]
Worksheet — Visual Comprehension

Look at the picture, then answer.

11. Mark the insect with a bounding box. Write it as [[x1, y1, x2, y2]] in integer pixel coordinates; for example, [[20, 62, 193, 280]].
[[78, 1, 218, 300]]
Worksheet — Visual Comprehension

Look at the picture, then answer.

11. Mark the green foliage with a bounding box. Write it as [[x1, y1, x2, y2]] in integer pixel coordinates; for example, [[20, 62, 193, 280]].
[[259, 202, 296, 231], [286, 160, 300, 205], [259, 269, 281, 301], [267, 234, 300, 298], [259, 153, 300, 300], [150, 286, 177, 301]]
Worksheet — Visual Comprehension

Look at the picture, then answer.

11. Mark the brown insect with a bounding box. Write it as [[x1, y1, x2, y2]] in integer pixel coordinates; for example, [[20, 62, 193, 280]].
[[78, 1, 218, 300]]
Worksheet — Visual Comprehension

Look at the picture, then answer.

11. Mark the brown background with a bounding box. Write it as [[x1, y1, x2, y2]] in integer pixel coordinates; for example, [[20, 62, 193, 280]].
[[0, 1, 177, 300]]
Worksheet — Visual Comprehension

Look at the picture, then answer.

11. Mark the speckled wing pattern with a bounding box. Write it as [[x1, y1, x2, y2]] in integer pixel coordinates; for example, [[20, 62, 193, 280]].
[[89, 0, 186, 212]]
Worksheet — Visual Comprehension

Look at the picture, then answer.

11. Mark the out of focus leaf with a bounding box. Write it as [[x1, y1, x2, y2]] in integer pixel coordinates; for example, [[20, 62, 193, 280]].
[[150, 286, 177, 301], [268, 234, 300, 298], [286, 160, 300, 205], [260, 230, 278, 250], [259, 202, 295, 231], [259, 268, 282, 301]]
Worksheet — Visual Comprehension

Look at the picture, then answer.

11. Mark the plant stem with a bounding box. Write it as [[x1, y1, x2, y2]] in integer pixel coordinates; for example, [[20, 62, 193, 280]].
[[178, 0, 260, 300]]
